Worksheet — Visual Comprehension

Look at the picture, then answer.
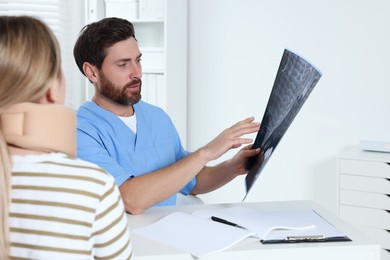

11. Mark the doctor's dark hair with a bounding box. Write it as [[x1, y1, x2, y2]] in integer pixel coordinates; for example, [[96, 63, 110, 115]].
[[73, 17, 136, 75]]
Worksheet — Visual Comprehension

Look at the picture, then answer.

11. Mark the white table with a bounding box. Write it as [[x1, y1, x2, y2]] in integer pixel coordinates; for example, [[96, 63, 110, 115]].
[[127, 200, 381, 260]]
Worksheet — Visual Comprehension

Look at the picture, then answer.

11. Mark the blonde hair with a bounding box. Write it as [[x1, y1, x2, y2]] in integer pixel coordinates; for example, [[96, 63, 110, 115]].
[[0, 15, 61, 258]]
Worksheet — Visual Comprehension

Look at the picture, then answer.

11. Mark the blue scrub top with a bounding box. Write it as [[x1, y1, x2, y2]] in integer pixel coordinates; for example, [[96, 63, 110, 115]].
[[77, 101, 196, 206]]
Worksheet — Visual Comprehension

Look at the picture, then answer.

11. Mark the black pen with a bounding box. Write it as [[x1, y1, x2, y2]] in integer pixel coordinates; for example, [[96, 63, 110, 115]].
[[211, 216, 247, 230]]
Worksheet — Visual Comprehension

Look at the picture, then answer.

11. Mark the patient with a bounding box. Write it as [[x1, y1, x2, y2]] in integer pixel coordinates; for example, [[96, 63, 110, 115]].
[[0, 16, 133, 259]]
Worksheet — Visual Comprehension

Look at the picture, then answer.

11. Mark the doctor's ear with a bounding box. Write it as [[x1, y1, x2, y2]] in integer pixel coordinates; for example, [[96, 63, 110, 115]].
[[83, 62, 98, 83]]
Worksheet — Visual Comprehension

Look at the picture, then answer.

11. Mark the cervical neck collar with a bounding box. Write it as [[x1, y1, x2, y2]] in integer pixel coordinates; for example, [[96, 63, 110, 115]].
[[0, 102, 76, 157]]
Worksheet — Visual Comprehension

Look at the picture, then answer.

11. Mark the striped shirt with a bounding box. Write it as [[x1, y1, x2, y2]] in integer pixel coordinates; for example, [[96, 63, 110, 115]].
[[9, 153, 133, 259]]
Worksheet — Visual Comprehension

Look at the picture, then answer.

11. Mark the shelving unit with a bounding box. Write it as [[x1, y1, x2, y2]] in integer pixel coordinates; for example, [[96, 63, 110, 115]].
[[104, 0, 188, 145], [339, 147, 390, 260]]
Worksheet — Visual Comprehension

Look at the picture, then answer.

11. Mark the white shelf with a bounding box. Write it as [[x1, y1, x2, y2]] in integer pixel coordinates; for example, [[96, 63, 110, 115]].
[[134, 23, 164, 48], [132, 19, 164, 23], [105, 0, 165, 21], [142, 69, 164, 74]]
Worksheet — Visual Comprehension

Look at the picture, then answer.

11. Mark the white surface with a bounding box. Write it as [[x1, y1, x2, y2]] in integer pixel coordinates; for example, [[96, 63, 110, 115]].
[[128, 200, 380, 260]]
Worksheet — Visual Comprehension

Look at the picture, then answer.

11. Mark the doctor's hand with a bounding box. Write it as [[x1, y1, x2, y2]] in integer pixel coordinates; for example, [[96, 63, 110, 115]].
[[199, 117, 260, 162], [226, 144, 261, 176]]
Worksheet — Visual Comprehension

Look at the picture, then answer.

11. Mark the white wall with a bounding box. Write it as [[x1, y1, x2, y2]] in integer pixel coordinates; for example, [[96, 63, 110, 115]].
[[187, 0, 390, 214], [65, 0, 89, 109]]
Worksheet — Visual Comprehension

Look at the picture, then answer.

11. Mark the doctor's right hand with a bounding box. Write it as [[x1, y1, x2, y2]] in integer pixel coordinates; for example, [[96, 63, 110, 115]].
[[198, 117, 260, 162]]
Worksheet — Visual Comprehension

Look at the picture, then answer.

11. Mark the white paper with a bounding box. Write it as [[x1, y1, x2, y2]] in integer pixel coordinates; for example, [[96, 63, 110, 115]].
[[132, 211, 256, 258], [192, 206, 316, 239], [264, 210, 346, 240]]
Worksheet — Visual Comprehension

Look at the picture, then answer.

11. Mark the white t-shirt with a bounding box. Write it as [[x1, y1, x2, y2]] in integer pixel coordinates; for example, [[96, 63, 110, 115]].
[[118, 112, 137, 133]]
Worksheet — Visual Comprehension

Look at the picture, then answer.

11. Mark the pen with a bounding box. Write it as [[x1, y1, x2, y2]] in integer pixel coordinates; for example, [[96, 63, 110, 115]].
[[211, 216, 247, 230]]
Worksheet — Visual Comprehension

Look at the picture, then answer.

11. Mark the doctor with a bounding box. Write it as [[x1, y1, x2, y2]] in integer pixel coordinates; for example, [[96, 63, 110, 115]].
[[73, 17, 260, 214]]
